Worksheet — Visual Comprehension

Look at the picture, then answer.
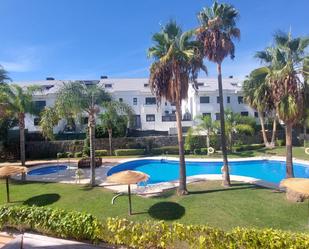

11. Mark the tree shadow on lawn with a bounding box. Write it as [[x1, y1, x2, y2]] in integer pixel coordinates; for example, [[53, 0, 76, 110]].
[[23, 193, 60, 207], [189, 183, 264, 195], [148, 202, 185, 220]]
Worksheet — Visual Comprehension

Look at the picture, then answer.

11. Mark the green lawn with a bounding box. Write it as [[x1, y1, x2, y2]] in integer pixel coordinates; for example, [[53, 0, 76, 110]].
[[1, 180, 308, 233]]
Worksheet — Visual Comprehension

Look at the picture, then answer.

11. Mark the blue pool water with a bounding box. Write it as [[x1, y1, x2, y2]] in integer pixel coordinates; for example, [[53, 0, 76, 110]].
[[107, 159, 309, 184], [28, 165, 68, 176]]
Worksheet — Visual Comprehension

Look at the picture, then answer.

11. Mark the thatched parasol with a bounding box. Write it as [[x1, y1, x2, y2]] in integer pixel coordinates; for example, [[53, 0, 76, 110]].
[[107, 170, 149, 215], [280, 178, 309, 197], [0, 166, 27, 202]]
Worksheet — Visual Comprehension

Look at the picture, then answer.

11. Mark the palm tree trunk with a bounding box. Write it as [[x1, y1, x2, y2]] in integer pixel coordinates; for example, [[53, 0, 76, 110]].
[[108, 129, 112, 156], [19, 113, 26, 166], [206, 132, 210, 148], [217, 63, 230, 187], [304, 123, 307, 147], [258, 111, 270, 147], [270, 116, 277, 148], [175, 101, 188, 195], [285, 123, 294, 178], [88, 114, 96, 186]]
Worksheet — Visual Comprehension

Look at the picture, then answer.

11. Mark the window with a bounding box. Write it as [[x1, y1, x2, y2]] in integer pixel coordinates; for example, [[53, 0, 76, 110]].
[[34, 101, 46, 112], [119, 98, 123, 102], [203, 113, 211, 117], [215, 113, 220, 120], [217, 96, 220, 103], [200, 96, 210, 103], [33, 117, 41, 126], [145, 97, 156, 105], [144, 83, 149, 87], [164, 110, 169, 114], [133, 98, 137, 105], [238, 96, 244, 104], [241, 112, 249, 116], [227, 96, 231, 103], [83, 117, 88, 125], [172, 110, 176, 114], [104, 84, 112, 88], [254, 112, 259, 118], [146, 114, 155, 122]]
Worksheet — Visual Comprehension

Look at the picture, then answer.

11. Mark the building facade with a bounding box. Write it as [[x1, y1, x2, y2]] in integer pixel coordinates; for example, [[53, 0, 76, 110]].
[[13, 77, 257, 135]]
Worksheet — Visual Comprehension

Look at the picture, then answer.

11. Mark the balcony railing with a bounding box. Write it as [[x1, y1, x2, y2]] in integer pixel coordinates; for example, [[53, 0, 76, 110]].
[[162, 114, 192, 122]]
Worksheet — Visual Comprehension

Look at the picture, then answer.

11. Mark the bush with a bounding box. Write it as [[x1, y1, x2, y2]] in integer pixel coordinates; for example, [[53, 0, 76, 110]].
[[95, 150, 108, 157], [56, 152, 66, 158], [151, 148, 163, 155], [193, 148, 201, 155], [114, 149, 145, 156], [235, 124, 255, 136], [160, 146, 179, 154], [125, 142, 144, 149], [1, 206, 309, 249], [200, 148, 208, 155], [66, 152, 73, 158], [184, 129, 205, 152], [74, 152, 83, 158], [82, 137, 90, 157], [276, 139, 285, 146], [234, 143, 264, 152]]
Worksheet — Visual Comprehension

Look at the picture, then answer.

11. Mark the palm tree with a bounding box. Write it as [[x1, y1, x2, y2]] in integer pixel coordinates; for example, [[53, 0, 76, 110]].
[[243, 67, 277, 147], [195, 115, 215, 148], [196, 1, 240, 186], [0, 84, 38, 166], [99, 101, 133, 156], [40, 81, 110, 186], [0, 66, 11, 84], [257, 31, 309, 178], [148, 21, 205, 195], [302, 56, 309, 146]]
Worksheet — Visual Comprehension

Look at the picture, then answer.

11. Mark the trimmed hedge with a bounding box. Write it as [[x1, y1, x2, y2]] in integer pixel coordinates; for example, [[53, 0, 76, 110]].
[[234, 143, 264, 152], [151, 148, 163, 155], [0, 206, 309, 249], [95, 150, 108, 157], [74, 151, 83, 158], [159, 146, 179, 154], [114, 149, 145, 156]]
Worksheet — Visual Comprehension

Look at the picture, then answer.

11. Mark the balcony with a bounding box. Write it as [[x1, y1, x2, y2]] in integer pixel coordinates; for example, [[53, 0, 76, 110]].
[[162, 113, 192, 122]]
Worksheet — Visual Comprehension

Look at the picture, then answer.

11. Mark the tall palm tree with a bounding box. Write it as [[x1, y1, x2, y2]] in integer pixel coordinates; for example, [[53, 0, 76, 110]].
[[196, 1, 240, 186], [99, 101, 133, 156], [302, 56, 309, 146], [148, 21, 205, 195], [0, 84, 38, 166], [257, 31, 309, 178], [40, 81, 110, 186], [243, 67, 277, 147]]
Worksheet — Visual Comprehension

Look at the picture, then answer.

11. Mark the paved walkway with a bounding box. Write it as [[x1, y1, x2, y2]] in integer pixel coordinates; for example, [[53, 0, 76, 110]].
[[2, 233, 118, 249]]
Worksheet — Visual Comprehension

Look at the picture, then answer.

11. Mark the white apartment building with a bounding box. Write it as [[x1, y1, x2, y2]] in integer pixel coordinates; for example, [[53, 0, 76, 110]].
[[14, 77, 257, 135]]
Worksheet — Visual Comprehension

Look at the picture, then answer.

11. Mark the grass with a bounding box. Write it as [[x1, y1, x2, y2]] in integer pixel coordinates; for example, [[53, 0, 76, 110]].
[[1, 180, 308, 232]]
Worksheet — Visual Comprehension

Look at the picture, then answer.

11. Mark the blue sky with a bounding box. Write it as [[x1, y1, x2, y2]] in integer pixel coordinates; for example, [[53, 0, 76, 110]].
[[1, 0, 308, 81]]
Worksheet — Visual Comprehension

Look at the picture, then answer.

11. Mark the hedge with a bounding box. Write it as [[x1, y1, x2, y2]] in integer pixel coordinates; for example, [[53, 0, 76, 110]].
[[74, 151, 83, 158], [95, 150, 108, 157], [234, 143, 264, 152], [114, 149, 145, 156], [0, 206, 309, 249], [159, 146, 179, 154], [151, 148, 163, 155]]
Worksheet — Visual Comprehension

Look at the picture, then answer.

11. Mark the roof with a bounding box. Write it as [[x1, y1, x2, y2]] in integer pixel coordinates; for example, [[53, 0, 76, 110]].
[[12, 77, 243, 96]]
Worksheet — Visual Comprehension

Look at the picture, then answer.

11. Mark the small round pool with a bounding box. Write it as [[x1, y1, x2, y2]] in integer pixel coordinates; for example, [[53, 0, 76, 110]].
[[28, 165, 68, 176]]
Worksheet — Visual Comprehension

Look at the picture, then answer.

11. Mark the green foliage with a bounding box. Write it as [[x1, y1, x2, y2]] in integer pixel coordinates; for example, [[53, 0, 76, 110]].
[[39, 107, 60, 140], [82, 137, 90, 157], [66, 152, 73, 158], [151, 148, 163, 155], [193, 148, 201, 155], [114, 149, 145, 156], [74, 151, 83, 158], [234, 144, 264, 152], [276, 139, 285, 147], [1, 206, 308, 249], [185, 129, 205, 152], [56, 152, 66, 159], [95, 150, 108, 157], [235, 124, 255, 136], [200, 148, 208, 155], [125, 142, 144, 149], [0, 117, 17, 144], [159, 146, 179, 154]]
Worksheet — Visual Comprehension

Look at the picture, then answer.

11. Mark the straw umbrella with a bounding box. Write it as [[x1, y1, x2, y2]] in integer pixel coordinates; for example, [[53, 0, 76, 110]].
[[0, 166, 27, 202], [107, 170, 149, 215]]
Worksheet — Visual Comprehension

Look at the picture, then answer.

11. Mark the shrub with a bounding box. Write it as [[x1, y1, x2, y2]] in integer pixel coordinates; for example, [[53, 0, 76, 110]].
[[200, 148, 208, 155], [56, 152, 66, 158], [125, 142, 143, 149], [82, 137, 90, 157], [151, 148, 163, 155], [193, 148, 201, 155], [234, 143, 264, 152], [160, 146, 179, 154], [95, 150, 108, 157], [66, 152, 73, 158], [235, 124, 255, 136], [74, 152, 83, 158], [276, 139, 285, 146], [209, 135, 220, 150], [184, 130, 205, 152], [114, 149, 145, 156], [0, 206, 309, 249]]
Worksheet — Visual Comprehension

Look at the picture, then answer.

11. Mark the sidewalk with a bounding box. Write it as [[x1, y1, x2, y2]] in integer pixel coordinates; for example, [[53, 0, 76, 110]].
[[2, 233, 118, 249]]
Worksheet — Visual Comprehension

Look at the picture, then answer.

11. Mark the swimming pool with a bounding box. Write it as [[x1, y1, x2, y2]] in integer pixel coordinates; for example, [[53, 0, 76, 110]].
[[107, 159, 309, 184], [28, 165, 68, 176]]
